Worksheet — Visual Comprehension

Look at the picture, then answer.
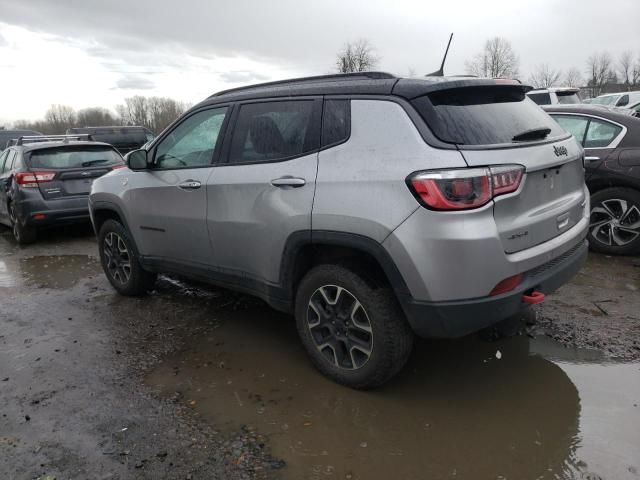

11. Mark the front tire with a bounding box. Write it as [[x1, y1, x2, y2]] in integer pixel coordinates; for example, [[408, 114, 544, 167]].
[[295, 264, 414, 389], [588, 187, 640, 255], [9, 203, 36, 245], [98, 219, 156, 296]]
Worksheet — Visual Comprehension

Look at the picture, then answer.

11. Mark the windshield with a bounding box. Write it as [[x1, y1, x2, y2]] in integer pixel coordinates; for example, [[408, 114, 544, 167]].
[[411, 86, 566, 146], [28, 146, 123, 169], [556, 92, 581, 104], [591, 95, 619, 106]]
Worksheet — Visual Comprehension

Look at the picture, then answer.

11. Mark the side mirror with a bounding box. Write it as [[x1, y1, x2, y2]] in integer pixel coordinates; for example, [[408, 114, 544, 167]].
[[126, 149, 149, 171]]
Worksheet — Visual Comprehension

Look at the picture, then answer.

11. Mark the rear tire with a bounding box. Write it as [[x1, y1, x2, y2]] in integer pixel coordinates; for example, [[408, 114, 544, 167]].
[[588, 187, 640, 255], [98, 219, 156, 296], [9, 203, 36, 245], [295, 264, 414, 389]]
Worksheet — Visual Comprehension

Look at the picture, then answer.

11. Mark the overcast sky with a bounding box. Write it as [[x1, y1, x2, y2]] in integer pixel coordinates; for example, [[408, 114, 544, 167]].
[[1, 0, 639, 124]]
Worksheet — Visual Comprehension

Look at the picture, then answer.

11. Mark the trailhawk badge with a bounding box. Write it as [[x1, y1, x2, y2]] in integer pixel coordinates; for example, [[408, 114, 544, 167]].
[[553, 145, 568, 157]]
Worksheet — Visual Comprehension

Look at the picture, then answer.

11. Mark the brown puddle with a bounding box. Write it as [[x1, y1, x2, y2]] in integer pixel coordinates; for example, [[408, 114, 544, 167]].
[[146, 304, 640, 480], [0, 255, 101, 289]]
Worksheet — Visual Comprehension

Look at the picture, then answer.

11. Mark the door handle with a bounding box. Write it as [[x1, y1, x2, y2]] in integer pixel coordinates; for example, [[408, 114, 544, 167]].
[[178, 180, 201, 190], [271, 176, 306, 188], [584, 156, 600, 163]]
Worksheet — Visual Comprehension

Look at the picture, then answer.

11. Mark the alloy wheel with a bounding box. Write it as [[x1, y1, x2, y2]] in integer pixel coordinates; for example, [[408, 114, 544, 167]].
[[590, 198, 640, 247], [306, 285, 373, 370], [103, 232, 132, 285], [9, 204, 21, 242]]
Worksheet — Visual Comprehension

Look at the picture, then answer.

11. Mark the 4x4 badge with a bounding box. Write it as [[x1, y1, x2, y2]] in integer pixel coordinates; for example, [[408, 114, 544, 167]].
[[553, 145, 568, 157]]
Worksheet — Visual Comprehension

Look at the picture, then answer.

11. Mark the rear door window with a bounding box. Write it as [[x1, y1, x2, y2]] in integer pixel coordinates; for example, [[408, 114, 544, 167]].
[[28, 147, 122, 169], [412, 86, 566, 146], [228, 100, 319, 164], [551, 115, 589, 145], [584, 118, 623, 148]]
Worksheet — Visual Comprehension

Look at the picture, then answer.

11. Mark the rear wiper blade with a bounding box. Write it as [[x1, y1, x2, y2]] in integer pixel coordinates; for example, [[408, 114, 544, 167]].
[[81, 159, 109, 167], [512, 127, 552, 142]]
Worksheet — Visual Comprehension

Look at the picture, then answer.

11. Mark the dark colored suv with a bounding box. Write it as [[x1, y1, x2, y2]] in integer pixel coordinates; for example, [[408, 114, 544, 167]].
[[66, 126, 155, 155], [0, 135, 124, 244]]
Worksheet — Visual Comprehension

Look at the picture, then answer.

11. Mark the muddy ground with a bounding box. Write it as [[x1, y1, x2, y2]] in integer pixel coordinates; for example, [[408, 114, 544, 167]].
[[1, 225, 639, 480]]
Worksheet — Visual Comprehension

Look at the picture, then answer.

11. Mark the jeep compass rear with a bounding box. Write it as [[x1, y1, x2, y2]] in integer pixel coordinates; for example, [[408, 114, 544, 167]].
[[89, 73, 588, 388]]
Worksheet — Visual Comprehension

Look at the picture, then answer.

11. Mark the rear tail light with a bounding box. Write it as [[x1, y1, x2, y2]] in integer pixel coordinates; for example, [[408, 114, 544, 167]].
[[15, 171, 56, 188], [407, 165, 524, 211], [112, 164, 126, 170]]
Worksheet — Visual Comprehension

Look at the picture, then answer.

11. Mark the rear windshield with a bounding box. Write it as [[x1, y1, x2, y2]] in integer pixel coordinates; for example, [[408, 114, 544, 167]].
[[412, 86, 566, 146], [556, 91, 580, 104], [28, 147, 123, 169]]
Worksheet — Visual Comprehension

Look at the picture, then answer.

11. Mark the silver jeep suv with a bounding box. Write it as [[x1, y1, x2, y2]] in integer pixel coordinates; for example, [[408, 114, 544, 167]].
[[89, 72, 589, 388]]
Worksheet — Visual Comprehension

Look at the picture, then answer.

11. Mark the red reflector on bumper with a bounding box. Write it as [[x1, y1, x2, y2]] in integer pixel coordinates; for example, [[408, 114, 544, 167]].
[[32, 214, 46, 220], [489, 273, 523, 296]]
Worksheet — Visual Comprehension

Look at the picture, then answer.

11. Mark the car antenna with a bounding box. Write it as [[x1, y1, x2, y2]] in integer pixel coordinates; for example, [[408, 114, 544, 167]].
[[427, 33, 453, 77]]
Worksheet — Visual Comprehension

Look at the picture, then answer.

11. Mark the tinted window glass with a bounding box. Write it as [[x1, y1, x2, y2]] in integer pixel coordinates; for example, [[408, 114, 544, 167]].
[[29, 147, 122, 169], [2, 151, 16, 173], [556, 92, 580, 104], [155, 108, 227, 168], [552, 115, 589, 145], [412, 86, 565, 145], [527, 92, 551, 105], [616, 95, 629, 107], [584, 118, 623, 148], [229, 101, 317, 163], [322, 100, 351, 147]]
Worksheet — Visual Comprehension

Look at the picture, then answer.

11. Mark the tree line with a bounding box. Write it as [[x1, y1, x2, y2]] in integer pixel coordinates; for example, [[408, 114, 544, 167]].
[[12, 96, 190, 135], [336, 38, 640, 98]]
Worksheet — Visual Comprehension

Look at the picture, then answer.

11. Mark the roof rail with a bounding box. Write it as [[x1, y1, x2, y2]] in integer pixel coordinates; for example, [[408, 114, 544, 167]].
[[209, 71, 397, 98], [10, 134, 93, 146]]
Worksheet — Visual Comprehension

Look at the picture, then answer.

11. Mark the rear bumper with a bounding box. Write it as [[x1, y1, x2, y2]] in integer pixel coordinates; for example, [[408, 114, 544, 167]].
[[400, 239, 588, 338], [15, 192, 90, 227]]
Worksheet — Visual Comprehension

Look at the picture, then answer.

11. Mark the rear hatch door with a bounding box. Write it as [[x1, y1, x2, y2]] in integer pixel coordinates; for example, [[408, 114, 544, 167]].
[[411, 85, 586, 253], [27, 145, 123, 200]]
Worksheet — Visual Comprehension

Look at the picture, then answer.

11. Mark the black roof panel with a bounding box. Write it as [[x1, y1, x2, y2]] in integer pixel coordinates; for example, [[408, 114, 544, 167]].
[[195, 73, 530, 108]]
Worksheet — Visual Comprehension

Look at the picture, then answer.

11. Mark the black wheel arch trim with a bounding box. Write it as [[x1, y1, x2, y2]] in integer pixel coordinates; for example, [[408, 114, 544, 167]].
[[280, 229, 412, 302]]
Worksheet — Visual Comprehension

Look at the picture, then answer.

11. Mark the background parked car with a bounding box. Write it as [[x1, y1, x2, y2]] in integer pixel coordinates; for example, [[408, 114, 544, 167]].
[[526, 87, 581, 105], [66, 126, 155, 155], [0, 135, 124, 244], [545, 105, 640, 255], [590, 91, 640, 108], [0, 129, 42, 150]]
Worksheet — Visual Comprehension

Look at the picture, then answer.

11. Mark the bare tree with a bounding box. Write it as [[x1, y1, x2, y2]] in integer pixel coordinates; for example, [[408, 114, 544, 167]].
[[116, 96, 189, 133], [619, 51, 634, 89], [336, 39, 379, 73], [564, 67, 584, 88], [586, 52, 613, 97], [465, 37, 520, 78], [633, 54, 640, 87], [528, 64, 562, 88], [44, 105, 76, 134], [76, 107, 117, 127]]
